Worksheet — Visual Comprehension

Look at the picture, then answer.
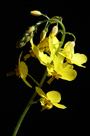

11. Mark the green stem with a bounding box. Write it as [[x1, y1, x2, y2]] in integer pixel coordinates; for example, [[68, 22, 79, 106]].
[[38, 70, 48, 88], [41, 13, 50, 19], [12, 69, 48, 136], [58, 30, 76, 42], [65, 32, 76, 42], [28, 73, 39, 86], [55, 22, 65, 55]]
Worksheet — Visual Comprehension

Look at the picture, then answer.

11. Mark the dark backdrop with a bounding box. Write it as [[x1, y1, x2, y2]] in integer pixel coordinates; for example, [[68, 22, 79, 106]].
[[1, 1, 89, 136]]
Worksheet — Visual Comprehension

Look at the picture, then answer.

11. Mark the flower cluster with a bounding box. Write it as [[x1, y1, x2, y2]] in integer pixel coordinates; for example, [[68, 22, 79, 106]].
[[29, 26, 87, 83], [7, 10, 87, 111]]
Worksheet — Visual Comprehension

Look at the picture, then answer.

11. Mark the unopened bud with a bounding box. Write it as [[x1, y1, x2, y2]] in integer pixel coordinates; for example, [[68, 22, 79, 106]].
[[30, 10, 41, 16], [40, 28, 48, 42], [50, 26, 58, 36], [50, 16, 60, 24], [27, 26, 35, 34]]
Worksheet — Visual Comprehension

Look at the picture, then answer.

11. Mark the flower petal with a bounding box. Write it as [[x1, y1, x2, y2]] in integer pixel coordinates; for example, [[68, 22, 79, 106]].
[[64, 41, 75, 51], [53, 103, 67, 109], [53, 54, 63, 71], [40, 98, 46, 106], [46, 91, 61, 103], [19, 61, 28, 78], [30, 38, 39, 57], [18, 51, 28, 78], [35, 87, 46, 98], [60, 41, 75, 58], [60, 67, 77, 81], [57, 53, 65, 63], [37, 37, 49, 50], [39, 54, 52, 65], [22, 78, 32, 88], [18, 51, 32, 88], [72, 53, 87, 67], [30, 38, 52, 65], [49, 35, 60, 56]]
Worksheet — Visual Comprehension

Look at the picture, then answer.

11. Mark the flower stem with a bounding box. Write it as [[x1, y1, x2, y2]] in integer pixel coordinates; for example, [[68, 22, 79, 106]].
[[65, 32, 76, 42], [55, 21, 65, 55], [41, 13, 50, 19], [12, 69, 48, 136], [58, 30, 76, 42], [28, 73, 39, 86]]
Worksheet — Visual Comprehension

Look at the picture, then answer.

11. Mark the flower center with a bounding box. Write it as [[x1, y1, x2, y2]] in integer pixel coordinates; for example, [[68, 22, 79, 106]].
[[41, 98, 53, 112], [47, 70, 62, 84], [51, 70, 62, 79]]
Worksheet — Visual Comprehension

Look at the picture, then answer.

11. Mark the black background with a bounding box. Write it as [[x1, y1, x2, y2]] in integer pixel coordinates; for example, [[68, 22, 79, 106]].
[[1, 1, 89, 136]]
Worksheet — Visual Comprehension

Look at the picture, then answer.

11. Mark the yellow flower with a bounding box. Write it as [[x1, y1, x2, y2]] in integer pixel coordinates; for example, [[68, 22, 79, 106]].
[[36, 87, 67, 111], [18, 51, 32, 88], [37, 35, 59, 53], [46, 35, 77, 81], [30, 38, 52, 65], [47, 54, 77, 81], [59, 41, 87, 68]]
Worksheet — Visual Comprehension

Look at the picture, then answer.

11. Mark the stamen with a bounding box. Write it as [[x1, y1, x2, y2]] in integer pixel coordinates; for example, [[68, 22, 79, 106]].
[[24, 54, 31, 61], [47, 76, 55, 84], [40, 105, 47, 112], [29, 49, 37, 58], [6, 71, 15, 77]]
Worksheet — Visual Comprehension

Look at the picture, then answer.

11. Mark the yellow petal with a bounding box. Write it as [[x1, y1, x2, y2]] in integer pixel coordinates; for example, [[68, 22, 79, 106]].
[[72, 53, 87, 67], [53, 103, 67, 109], [64, 41, 75, 52], [40, 98, 53, 110], [60, 67, 77, 81], [51, 36, 59, 49], [19, 61, 28, 78], [30, 38, 52, 65], [30, 38, 39, 56], [40, 98, 46, 106], [49, 35, 59, 55], [35, 87, 46, 98], [46, 91, 61, 103], [22, 78, 32, 88], [39, 54, 52, 65], [60, 41, 75, 58], [57, 53, 65, 63], [18, 51, 28, 78], [53, 54, 63, 71], [37, 37, 49, 49], [18, 51, 32, 88]]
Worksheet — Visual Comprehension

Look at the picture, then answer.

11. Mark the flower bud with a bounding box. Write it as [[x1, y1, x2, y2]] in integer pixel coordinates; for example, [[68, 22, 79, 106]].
[[50, 16, 60, 24], [40, 28, 48, 42], [50, 25, 58, 36], [30, 10, 41, 16], [27, 26, 35, 34]]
